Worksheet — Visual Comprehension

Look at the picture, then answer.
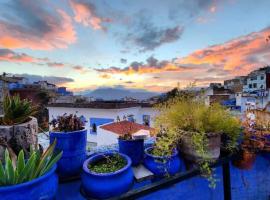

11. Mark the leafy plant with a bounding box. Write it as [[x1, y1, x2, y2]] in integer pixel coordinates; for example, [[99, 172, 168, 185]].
[[88, 154, 127, 173], [0, 140, 62, 186], [154, 96, 241, 187], [0, 95, 38, 125], [50, 114, 85, 132]]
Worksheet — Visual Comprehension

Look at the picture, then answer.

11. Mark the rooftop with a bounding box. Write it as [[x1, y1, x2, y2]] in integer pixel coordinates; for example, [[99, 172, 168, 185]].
[[48, 101, 154, 109], [100, 120, 154, 135]]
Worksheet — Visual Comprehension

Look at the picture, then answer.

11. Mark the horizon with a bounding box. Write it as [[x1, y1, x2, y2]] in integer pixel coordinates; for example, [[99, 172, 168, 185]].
[[0, 0, 270, 93]]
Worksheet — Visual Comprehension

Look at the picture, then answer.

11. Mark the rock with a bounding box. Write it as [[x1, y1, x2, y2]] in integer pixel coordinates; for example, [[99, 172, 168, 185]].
[[0, 117, 38, 161]]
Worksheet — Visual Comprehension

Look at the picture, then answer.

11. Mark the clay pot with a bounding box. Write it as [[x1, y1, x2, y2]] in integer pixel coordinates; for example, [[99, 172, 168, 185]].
[[179, 132, 221, 163], [232, 149, 256, 170]]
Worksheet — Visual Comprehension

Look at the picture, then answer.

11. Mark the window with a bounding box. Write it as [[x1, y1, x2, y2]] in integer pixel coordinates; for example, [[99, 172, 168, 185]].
[[143, 115, 150, 126], [261, 75, 264, 80], [249, 84, 252, 88], [261, 85, 264, 89], [253, 83, 257, 88]]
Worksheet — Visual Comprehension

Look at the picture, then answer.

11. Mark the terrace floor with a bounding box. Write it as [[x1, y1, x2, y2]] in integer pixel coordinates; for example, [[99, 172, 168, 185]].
[[56, 153, 270, 200]]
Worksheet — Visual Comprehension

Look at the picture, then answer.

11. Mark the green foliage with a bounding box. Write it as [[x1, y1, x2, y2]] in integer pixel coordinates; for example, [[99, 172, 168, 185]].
[[154, 97, 241, 187], [0, 140, 62, 186], [88, 154, 127, 173], [0, 95, 38, 125], [50, 114, 85, 132]]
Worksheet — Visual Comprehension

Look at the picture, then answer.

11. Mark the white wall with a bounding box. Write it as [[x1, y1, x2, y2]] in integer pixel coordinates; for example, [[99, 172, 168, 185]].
[[47, 106, 158, 145], [97, 126, 118, 146]]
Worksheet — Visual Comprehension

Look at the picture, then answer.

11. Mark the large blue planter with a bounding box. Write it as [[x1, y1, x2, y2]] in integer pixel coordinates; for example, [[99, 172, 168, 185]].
[[81, 152, 134, 199], [118, 139, 144, 166], [0, 165, 58, 200], [144, 147, 181, 177], [50, 129, 87, 178]]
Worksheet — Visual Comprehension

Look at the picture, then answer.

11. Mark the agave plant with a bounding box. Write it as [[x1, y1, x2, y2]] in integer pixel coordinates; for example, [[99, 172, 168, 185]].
[[0, 140, 62, 186], [0, 95, 38, 125]]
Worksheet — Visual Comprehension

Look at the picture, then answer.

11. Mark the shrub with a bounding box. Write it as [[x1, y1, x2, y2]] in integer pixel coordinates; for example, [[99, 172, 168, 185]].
[[50, 114, 85, 132]]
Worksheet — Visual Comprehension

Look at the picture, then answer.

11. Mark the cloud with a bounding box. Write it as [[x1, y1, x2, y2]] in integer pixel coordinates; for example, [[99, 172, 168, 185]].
[[47, 62, 65, 68], [124, 12, 184, 52], [70, 0, 111, 31], [120, 58, 127, 64], [0, 0, 76, 50], [99, 74, 111, 79], [0, 49, 38, 63], [95, 56, 197, 75], [177, 26, 270, 76], [14, 74, 74, 85], [72, 65, 90, 74]]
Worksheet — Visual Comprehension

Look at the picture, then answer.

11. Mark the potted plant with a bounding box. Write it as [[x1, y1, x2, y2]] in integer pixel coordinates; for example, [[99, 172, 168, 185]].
[[0, 95, 38, 161], [0, 140, 62, 200], [117, 120, 145, 166], [154, 97, 241, 186], [49, 114, 87, 178], [81, 152, 134, 199]]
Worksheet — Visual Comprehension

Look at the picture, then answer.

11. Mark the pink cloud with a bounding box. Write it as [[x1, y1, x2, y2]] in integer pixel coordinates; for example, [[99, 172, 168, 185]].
[[70, 0, 111, 31], [0, 1, 76, 50]]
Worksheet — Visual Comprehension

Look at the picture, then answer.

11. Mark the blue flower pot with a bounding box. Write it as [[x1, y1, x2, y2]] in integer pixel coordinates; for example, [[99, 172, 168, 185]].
[[50, 129, 87, 178], [0, 165, 58, 200], [81, 152, 134, 199], [118, 139, 144, 166], [144, 147, 181, 177]]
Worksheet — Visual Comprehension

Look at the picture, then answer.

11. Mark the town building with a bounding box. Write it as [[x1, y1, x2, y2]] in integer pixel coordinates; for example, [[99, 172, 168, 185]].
[[47, 101, 157, 146], [203, 83, 233, 105], [224, 76, 246, 93], [97, 120, 154, 146], [243, 66, 270, 93]]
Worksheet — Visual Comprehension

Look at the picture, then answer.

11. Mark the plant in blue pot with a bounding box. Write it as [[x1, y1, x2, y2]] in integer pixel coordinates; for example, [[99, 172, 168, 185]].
[[144, 128, 181, 177], [49, 114, 87, 178], [0, 140, 62, 200], [81, 151, 134, 199]]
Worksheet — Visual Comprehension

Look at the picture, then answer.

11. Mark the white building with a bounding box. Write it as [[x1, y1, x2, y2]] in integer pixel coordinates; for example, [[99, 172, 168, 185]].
[[97, 120, 154, 146], [243, 66, 270, 93], [47, 102, 158, 146]]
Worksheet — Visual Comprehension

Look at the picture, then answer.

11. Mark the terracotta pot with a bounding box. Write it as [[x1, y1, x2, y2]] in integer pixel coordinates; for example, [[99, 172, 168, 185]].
[[179, 132, 221, 162], [232, 149, 256, 170]]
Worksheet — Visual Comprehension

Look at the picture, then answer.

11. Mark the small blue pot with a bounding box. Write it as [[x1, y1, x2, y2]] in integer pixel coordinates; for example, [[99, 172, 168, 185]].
[[0, 165, 58, 200], [118, 139, 144, 166], [50, 129, 87, 178], [144, 147, 181, 177], [81, 152, 134, 199]]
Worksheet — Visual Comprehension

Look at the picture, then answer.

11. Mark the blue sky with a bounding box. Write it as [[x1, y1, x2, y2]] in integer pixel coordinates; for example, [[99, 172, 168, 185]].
[[0, 0, 270, 92]]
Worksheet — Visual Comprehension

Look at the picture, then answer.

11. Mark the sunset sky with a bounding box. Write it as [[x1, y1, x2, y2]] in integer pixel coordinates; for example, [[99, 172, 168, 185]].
[[0, 0, 270, 93]]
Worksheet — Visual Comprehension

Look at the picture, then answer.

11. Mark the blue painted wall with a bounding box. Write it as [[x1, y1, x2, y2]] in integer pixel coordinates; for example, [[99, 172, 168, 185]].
[[57, 154, 270, 200], [89, 117, 114, 134]]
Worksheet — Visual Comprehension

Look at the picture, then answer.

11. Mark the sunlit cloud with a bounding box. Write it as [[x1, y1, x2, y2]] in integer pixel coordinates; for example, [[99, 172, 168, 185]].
[[70, 0, 111, 31], [0, 0, 76, 50]]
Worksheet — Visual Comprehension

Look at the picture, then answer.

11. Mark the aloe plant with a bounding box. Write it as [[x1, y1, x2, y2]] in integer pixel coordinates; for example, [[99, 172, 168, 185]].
[[0, 140, 62, 186], [0, 95, 38, 125]]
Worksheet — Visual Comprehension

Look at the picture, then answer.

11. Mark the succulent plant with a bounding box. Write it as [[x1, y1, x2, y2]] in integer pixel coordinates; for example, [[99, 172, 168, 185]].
[[50, 114, 85, 132], [0, 95, 38, 125], [0, 139, 62, 186]]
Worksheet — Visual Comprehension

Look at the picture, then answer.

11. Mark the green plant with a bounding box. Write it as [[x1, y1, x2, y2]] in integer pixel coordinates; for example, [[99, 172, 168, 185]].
[[88, 154, 127, 173], [50, 114, 85, 132], [154, 96, 241, 187], [0, 140, 62, 186], [0, 95, 38, 125]]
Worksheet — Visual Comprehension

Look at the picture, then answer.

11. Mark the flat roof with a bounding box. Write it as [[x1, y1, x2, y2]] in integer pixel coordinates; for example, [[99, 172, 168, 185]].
[[47, 101, 153, 109]]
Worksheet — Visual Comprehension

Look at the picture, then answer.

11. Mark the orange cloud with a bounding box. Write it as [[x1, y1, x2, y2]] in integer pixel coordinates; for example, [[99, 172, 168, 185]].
[[0, 1, 76, 50], [0, 49, 39, 63], [70, 0, 111, 31], [177, 27, 270, 76]]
